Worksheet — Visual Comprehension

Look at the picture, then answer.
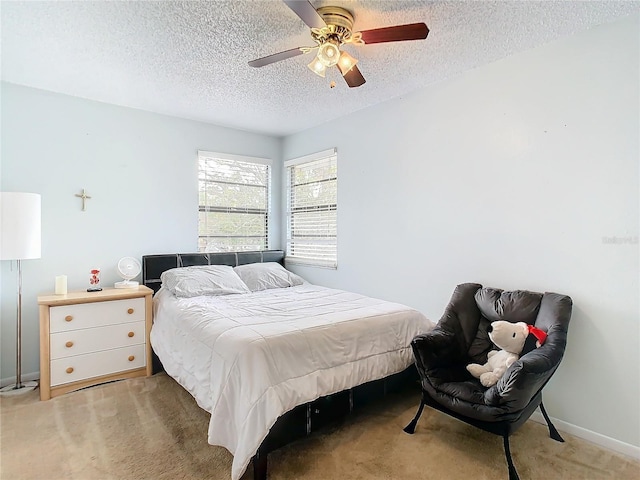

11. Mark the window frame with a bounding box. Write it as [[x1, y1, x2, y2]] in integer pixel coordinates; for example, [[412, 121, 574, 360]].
[[197, 150, 272, 253], [285, 148, 338, 269]]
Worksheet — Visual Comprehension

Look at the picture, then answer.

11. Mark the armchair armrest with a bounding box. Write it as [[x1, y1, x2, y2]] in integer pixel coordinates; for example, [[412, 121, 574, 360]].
[[411, 283, 483, 375], [411, 327, 465, 376]]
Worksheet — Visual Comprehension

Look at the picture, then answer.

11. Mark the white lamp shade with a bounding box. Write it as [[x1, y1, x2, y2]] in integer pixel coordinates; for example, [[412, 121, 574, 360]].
[[0, 192, 42, 260]]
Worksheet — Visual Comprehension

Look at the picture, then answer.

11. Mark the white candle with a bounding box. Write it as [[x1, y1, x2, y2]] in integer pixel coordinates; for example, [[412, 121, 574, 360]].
[[55, 275, 67, 295]]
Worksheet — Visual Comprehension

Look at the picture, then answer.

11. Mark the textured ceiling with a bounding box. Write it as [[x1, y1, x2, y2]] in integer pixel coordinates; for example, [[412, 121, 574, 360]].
[[2, 1, 639, 137]]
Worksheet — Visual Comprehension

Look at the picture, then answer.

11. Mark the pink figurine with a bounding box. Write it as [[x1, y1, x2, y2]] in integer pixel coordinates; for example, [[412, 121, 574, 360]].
[[88, 268, 102, 292]]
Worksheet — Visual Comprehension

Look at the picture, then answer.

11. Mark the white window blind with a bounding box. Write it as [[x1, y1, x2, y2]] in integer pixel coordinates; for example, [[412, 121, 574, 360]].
[[198, 151, 271, 253], [285, 148, 337, 268]]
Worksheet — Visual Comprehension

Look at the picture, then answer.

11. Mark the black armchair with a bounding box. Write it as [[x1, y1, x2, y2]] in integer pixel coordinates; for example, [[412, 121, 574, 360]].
[[404, 283, 572, 480]]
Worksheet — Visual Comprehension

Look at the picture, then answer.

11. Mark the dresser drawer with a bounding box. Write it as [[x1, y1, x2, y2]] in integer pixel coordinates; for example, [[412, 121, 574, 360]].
[[50, 321, 145, 360], [50, 298, 145, 333], [51, 344, 146, 386]]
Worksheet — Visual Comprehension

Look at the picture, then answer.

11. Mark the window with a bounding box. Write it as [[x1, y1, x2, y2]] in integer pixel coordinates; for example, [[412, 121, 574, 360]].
[[285, 148, 337, 268], [198, 151, 271, 252]]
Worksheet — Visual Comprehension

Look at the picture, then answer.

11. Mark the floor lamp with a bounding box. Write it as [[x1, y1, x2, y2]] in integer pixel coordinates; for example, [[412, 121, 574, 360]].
[[0, 192, 41, 396]]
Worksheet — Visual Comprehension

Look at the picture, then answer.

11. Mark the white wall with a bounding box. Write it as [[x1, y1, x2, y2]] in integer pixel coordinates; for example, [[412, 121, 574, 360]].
[[0, 83, 282, 381], [283, 15, 639, 449]]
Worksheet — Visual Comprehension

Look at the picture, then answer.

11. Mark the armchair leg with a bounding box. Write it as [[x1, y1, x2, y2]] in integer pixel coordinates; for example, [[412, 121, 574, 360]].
[[539, 401, 564, 442], [403, 398, 425, 434], [503, 435, 520, 480]]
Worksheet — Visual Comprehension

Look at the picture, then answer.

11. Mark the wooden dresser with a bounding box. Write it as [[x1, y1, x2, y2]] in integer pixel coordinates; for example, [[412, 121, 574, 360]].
[[38, 286, 153, 400]]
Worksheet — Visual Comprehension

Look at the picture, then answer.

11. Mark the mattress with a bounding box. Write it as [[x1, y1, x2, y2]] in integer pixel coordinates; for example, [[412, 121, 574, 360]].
[[151, 283, 434, 480]]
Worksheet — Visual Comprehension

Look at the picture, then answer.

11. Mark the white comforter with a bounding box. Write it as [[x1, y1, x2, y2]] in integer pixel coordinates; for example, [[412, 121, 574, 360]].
[[151, 284, 434, 480]]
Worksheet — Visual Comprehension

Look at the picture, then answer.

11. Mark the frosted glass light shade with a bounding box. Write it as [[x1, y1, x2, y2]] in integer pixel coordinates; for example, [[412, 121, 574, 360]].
[[308, 57, 327, 77], [338, 51, 358, 75], [0, 192, 42, 260], [317, 41, 340, 67]]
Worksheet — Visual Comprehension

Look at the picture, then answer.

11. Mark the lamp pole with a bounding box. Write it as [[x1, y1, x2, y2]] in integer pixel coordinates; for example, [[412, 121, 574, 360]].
[[15, 259, 24, 389]]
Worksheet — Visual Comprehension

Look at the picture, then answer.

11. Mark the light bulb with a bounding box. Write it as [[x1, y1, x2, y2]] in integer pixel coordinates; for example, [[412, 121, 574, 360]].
[[337, 51, 358, 75], [317, 41, 341, 67], [308, 57, 327, 77]]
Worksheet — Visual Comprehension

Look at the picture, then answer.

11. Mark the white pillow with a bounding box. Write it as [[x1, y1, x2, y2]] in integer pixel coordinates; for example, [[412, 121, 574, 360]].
[[233, 262, 305, 292], [161, 265, 250, 298]]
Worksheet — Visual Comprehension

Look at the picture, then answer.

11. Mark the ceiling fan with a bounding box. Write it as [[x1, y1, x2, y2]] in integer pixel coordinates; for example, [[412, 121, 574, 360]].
[[248, 0, 429, 88]]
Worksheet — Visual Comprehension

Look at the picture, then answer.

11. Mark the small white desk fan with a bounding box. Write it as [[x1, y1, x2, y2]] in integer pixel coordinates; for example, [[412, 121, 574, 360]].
[[115, 256, 141, 288]]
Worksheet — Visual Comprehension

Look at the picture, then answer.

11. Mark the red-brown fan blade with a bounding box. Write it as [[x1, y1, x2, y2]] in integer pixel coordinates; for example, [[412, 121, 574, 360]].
[[360, 22, 429, 44], [339, 64, 366, 88], [283, 0, 326, 29], [248, 48, 305, 68]]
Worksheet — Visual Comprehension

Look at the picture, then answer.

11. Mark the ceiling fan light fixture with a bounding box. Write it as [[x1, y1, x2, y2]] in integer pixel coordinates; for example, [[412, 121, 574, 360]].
[[317, 40, 341, 67], [308, 57, 327, 77], [248, 2, 429, 90], [337, 50, 358, 75]]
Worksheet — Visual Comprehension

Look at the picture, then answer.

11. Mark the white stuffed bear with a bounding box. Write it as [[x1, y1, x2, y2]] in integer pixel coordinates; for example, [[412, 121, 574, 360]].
[[466, 321, 541, 388]]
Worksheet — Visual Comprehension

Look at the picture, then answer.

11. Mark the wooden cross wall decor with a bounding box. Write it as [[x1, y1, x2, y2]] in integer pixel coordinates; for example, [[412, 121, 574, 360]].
[[75, 189, 92, 211]]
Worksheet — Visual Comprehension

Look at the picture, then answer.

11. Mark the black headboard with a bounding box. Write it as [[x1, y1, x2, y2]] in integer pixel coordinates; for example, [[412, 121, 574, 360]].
[[142, 250, 285, 294]]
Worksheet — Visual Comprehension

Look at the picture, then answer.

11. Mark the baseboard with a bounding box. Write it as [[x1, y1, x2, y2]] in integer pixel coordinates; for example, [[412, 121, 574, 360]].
[[0, 371, 39, 389], [530, 411, 640, 460]]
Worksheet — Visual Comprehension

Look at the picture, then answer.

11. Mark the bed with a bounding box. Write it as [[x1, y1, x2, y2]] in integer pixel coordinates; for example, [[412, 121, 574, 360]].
[[142, 250, 434, 480]]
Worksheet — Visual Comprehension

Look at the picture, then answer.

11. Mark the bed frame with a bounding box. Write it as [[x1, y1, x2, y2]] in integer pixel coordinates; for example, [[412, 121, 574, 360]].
[[142, 250, 418, 480]]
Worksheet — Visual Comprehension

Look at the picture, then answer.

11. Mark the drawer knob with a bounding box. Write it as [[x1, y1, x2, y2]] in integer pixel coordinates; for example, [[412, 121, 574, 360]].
[[128, 331, 135, 338], [127, 308, 134, 314], [65, 315, 73, 322], [128, 355, 135, 362], [66, 367, 74, 374], [65, 341, 74, 348]]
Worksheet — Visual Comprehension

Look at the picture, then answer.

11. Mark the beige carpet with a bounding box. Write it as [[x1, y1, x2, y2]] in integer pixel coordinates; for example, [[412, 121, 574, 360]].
[[1, 373, 638, 480]]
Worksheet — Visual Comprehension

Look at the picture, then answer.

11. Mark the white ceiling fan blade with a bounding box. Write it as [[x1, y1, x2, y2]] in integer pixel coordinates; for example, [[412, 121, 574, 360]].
[[283, 0, 326, 29]]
